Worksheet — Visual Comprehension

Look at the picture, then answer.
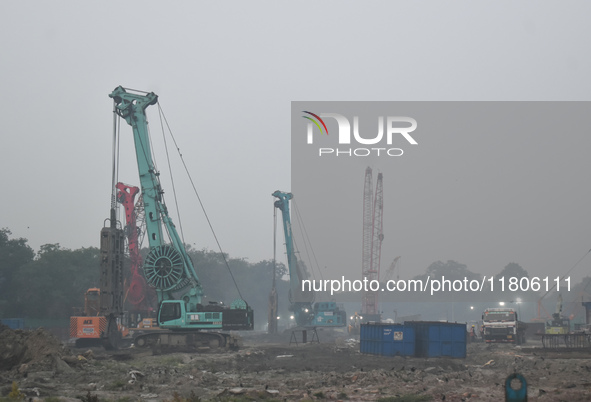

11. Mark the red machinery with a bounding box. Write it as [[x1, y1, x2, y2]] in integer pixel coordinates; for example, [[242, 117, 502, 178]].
[[116, 183, 156, 322]]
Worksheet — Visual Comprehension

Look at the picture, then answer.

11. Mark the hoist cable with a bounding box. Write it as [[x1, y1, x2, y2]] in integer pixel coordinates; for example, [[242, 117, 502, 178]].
[[273, 204, 277, 288], [157, 104, 244, 300], [291, 222, 316, 282], [541, 248, 591, 300], [157, 105, 185, 244], [111, 105, 118, 209], [565, 248, 591, 278], [145, 116, 159, 180], [116, 116, 121, 222], [293, 199, 324, 283], [144, 117, 172, 246], [572, 249, 591, 293]]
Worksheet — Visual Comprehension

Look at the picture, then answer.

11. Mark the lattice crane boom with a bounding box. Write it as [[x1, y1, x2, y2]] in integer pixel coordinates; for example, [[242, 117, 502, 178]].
[[361, 168, 384, 320], [382, 256, 401, 283]]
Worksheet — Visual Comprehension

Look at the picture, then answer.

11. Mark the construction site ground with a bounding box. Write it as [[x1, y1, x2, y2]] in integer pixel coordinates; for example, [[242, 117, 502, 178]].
[[2, 325, 591, 401]]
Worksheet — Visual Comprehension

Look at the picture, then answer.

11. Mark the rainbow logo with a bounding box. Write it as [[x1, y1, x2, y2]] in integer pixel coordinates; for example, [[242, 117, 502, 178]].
[[302, 111, 329, 136]]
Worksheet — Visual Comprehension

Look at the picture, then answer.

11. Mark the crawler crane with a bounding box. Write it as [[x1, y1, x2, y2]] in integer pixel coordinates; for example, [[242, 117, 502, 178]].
[[272, 191, 346, 328], [109, 86, 253, 350]]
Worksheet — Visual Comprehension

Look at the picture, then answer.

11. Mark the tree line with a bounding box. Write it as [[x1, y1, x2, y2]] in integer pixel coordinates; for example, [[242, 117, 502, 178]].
[[0, 228, 290, 328], [2, 228, 589, 325]]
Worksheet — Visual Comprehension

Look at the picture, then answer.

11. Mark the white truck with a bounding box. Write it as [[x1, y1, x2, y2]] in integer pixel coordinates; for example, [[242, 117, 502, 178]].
[[481, 308, 526, 344]]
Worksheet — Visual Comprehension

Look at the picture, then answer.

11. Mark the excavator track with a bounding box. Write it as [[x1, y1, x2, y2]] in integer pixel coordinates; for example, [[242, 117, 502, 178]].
[[133, 331, 241, 353]]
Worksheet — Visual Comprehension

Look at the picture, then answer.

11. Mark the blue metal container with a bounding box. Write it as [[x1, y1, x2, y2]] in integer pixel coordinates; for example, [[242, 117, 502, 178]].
[[0, 318, 25, 330], [360, 323, 415, 357], [404, 321, 466, 358]]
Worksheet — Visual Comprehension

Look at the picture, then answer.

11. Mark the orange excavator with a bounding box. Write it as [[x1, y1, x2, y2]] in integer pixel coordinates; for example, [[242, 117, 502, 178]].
[[69, 288, 107, 347]]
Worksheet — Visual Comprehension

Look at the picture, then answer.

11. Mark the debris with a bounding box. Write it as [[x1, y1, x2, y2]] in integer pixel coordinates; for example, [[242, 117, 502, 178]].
[[53, 356, 74, 374], [128, 369, 145, 384], [0, 334, 589, 400], [129, 369, 144, 378], [0, 326, 71, 372], [62, 355, 85, 366]]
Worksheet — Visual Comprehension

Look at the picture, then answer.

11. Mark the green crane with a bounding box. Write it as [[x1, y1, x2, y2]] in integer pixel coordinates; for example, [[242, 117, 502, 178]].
[[272, 190, 346, 328], [109, 86, 253, 349]]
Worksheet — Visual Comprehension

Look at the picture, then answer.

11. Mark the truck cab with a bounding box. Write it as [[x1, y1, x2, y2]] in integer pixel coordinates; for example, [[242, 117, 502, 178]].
[[481, 308, 526, 344]]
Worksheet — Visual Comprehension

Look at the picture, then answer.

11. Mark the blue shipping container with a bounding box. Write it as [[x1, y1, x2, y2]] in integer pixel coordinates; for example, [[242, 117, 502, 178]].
[[360, 323, 415, 357], [404, 321, 466, 358], [0, 318, 25, 330]]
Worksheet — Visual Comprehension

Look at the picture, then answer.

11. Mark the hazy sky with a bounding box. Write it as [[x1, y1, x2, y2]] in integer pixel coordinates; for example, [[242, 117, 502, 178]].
[[2, 2, 591, 285], [291, 102, 591, 294]]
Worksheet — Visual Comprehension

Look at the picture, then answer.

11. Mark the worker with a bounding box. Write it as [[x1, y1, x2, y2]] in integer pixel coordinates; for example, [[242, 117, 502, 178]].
[[469, 325, 476, 343]]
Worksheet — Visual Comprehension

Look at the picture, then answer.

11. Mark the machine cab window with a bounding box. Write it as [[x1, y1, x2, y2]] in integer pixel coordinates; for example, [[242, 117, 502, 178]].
[[159, 302, 182, 323]]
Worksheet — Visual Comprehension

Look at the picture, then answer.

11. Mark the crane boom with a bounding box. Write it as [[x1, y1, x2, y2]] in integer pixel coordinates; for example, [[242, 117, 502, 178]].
[[272, 191, 313, 326], [361, 167, 373, 296], [361, 168, 384, 322], [367, 172, 384, 316], [110, 87, 199, 304], [382, 256, 401, 283]]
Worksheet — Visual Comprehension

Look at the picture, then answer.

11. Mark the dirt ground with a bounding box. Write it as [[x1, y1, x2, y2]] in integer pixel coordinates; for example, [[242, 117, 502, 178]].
[[2, 325, 591, 401]]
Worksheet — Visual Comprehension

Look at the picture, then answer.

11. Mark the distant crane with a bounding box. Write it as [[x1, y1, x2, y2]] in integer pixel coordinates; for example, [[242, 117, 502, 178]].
[[272, 190, 347, 328], [533, 248, 591, 322], [381, 256, 401, 284], [361, 167, 384, 322]]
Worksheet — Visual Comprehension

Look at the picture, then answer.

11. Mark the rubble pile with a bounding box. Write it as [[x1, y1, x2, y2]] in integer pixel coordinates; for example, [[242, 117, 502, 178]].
[[2, 331, 591, 400], [0, 323, 71, 373]]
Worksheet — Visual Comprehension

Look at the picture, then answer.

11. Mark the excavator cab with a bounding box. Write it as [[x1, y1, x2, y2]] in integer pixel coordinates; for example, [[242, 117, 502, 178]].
[[157, 301, 224, 329], [157, 300, 253, 330], [159, 301, 183, 326], [84, 288, 101, 316]]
